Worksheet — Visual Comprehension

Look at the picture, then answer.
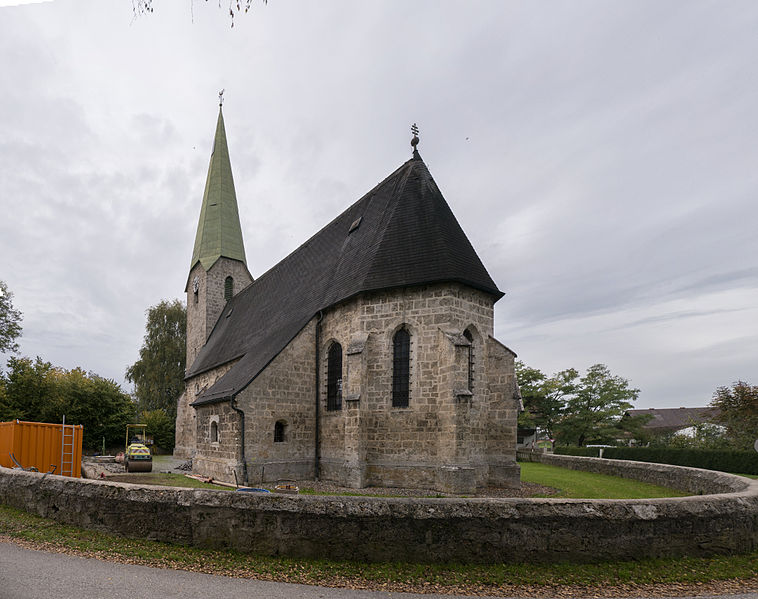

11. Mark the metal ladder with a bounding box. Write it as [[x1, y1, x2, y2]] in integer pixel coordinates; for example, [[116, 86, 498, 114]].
[[60, 415, 75, 477]]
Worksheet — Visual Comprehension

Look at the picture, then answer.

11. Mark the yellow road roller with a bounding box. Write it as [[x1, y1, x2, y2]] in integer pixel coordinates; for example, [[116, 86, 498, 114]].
[[124, 424, 152, 473]]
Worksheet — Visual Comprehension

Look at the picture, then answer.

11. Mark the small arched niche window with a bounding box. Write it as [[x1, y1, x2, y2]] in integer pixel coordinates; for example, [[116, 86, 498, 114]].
[[392, 327, 410, 408], [463, 328, 475, 392], [327, 342, 343, 411], [224, 276, 234, 301], [274, 420, 286, 443], [210, 420, 219, 443]]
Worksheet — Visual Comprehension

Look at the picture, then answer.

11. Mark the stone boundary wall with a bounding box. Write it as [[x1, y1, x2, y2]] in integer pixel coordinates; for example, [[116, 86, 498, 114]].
[[515, 450, 750, 495], [2, 462, 757, 564]]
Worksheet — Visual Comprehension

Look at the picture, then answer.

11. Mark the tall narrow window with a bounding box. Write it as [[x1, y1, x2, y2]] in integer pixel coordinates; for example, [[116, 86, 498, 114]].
[[327, 342, 342, 411], [210, 420, 219, 443], [463, 328, 474, 392], [224, 276, 234, 301], [392, 328, 410, 407], [274, 420, 286, 443]]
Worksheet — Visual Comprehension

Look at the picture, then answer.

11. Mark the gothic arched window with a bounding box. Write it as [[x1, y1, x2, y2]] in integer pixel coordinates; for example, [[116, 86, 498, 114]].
[[327, 342, 342, 411], [463, 328, 474, 392], [392, 328, 410, 408], [224, 276, 234, 301]]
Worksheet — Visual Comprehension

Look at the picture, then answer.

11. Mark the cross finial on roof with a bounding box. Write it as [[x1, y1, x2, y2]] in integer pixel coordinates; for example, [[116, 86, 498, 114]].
[[411, 123, 420, 153], [219, 89, 225, 107]]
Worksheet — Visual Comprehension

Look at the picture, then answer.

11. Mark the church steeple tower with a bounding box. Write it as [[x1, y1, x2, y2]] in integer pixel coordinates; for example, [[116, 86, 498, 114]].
[[185, 98, 253, 369], [190, 103, 248, 272]]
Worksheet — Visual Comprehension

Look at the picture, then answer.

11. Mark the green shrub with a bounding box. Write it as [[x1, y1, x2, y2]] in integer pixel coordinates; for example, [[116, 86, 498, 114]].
[[140, 408, 175, 451]]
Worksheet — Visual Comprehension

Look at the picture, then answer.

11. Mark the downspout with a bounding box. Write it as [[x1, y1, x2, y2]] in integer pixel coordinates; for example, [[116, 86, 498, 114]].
[[314, 310, 324, 480], [230, 395, 248, 486]]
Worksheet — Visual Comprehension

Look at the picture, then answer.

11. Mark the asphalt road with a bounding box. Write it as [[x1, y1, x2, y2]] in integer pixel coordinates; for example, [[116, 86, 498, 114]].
[[1, 540, 757, 599]]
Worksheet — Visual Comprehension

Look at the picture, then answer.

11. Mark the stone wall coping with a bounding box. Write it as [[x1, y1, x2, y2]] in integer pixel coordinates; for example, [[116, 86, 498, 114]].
[[4, 462, 757, 513]]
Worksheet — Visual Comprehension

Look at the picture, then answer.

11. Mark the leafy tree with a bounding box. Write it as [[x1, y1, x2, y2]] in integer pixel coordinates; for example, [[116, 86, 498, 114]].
[[140, 408, 176, 450], [0, 356, 135, 448], [556, 364, 639, 447], [50, 368, 136, 449], [710, 381, 758, 451], [649, 422, 731, 450], [516, 361, 577, 444], [515, 361, 545, 429], [0, 280, 23, 356], [0, 356, 56, 421], [125, 299, 186, 421], [617, 410, 655, 446]]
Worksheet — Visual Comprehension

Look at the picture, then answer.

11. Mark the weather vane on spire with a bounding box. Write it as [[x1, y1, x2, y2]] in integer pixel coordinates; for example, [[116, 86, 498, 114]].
[[411, 123, 420, 152], [219, 89, 225, 107]]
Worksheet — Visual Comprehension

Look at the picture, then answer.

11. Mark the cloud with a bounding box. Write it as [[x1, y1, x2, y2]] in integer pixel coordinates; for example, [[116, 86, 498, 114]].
[[1, 1, 757, 409]]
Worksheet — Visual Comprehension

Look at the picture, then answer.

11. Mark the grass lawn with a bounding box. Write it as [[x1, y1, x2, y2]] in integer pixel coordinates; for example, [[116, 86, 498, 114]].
[[107, 459, 691, 499], [106, 472, 231, 491], [103, 455, 230, 490], [1, 503, 756, 594], [519, 462, 688, 499]]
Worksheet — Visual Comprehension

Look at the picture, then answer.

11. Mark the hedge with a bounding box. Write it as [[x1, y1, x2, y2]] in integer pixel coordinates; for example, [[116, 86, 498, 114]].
[[554, 446, 758, 475]]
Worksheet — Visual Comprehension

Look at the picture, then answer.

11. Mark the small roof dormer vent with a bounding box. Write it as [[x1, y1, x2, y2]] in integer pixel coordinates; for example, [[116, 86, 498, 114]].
[[348, 217, 362, 234]]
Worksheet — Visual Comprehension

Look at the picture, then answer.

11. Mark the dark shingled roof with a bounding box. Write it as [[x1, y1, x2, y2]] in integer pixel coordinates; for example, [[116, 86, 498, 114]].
[[190, 150, 503, 406], [625, 407, 720, 432]]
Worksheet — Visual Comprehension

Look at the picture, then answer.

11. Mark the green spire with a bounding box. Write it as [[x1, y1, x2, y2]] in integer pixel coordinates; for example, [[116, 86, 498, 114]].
[[190, 106, 247, 271]]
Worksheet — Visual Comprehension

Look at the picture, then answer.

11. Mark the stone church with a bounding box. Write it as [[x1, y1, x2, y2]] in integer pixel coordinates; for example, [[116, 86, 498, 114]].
[[174, 105, 520, 493]]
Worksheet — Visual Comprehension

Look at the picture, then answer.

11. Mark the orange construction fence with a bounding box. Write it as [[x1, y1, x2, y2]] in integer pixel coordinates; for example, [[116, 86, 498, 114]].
[[0, 420, 83, 478]]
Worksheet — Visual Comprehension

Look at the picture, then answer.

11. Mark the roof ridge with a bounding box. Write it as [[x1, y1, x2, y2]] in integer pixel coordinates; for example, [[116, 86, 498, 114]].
[[186, 151, 504, 392], [224, 158, 418, 302]]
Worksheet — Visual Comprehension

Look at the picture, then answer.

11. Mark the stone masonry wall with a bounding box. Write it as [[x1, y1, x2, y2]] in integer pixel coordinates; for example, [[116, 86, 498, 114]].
[[483, 337, 520, 487], [177, 257, 251, 458], [193, 402, 240, 482], [237, 319, 317, 484], [185, 258, 252, 368], [2, 463, 757, 564], [318, 283, 520, 491], [175, 359, 238, 462], [182, 282, 520, 491], [173, 390, 194, 460]]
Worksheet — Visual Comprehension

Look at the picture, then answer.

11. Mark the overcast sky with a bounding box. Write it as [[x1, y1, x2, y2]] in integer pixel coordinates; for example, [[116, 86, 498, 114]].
[[1, 1, 756, 409]]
